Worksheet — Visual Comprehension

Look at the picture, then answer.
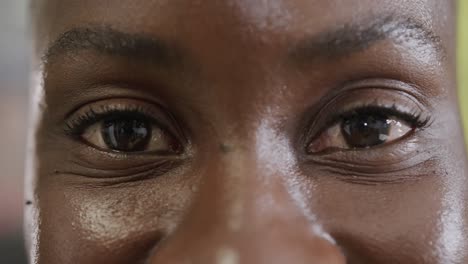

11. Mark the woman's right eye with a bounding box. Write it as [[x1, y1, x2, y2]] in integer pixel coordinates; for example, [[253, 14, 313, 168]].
[[65, 99, 183, 154], [81, 115, 179, 153], [81, 117, 173, 152]]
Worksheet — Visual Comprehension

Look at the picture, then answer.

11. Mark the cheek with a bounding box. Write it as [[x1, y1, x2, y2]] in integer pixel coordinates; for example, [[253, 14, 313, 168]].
[[307, 162, 468, 262], [68, 188, 170, 245], [36, 174, 194, 263], [311, 179, 442, 261]]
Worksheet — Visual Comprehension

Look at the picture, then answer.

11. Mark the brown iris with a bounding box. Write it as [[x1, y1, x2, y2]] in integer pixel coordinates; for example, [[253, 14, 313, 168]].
[[101, 117, 152, 152], [341, 113, 390, 148]]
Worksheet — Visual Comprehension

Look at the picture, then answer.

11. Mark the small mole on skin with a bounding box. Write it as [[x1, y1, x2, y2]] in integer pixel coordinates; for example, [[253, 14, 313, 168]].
[[25, 200, 32, 205]]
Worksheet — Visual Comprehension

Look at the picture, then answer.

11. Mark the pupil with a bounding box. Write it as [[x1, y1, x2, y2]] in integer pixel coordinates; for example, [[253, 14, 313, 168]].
[[102, 117, 151, 151], [341, 113, 390, 148]]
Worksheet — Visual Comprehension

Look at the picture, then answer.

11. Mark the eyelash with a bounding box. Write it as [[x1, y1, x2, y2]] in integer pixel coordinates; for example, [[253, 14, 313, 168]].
[[64, 104, 161, 138], [337, 105, 429, 126], [315, 103, 430, 138]]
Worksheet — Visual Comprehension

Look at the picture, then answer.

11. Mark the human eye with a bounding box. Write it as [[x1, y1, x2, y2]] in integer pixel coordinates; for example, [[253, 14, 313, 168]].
[[307, 107, 425, 153], [65, 98, 183, 154], [305, 87, 431, 155]]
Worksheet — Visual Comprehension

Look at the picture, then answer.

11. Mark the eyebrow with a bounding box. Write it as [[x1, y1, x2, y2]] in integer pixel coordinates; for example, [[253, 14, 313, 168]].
[[44, 14, 444, 67], [290, 14, 444, 62], [44, 26, 183, 67]]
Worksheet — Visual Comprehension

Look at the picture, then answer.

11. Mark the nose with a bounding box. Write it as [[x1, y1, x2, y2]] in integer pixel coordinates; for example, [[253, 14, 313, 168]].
[[147, 149, 345, 264]]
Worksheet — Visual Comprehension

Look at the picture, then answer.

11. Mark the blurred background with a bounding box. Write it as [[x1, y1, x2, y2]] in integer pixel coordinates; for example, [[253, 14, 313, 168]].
[[460, 2, 468, 129], [0, 0, 29, 263], [0, 1, 467, 263]]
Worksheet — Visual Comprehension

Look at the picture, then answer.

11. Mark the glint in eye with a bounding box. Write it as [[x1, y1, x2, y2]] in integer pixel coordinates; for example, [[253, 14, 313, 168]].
[[307, 112, 413, 153], [82, 115, 179, 153]]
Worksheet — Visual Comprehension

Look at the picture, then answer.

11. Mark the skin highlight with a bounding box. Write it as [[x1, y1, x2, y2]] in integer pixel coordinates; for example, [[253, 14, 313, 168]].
[[26, 0, 468, 263]]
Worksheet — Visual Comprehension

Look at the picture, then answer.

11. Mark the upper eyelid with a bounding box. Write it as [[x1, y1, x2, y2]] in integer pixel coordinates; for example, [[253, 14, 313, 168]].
[[299, 79, 431, 128], [335, 106, 428, 127], [61, 91, 172, 120], [65, 109, 157, 136], [64, 99, 169, 135]]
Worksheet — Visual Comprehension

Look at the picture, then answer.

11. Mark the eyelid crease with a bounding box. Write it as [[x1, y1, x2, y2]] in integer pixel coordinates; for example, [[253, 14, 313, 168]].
[[63, 158, 183, 180], [58, 159, 184, 185]]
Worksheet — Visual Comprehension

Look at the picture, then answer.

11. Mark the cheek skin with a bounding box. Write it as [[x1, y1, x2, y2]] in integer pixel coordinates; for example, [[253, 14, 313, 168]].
[[293, 157, 466, 263], [34, 167, 195, 263], [318, 173, 446, 261], [432, 135, 468, 262]]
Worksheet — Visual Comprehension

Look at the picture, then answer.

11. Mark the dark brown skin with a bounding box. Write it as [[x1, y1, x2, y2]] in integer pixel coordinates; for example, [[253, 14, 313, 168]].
[[26, 0, 468, 263]]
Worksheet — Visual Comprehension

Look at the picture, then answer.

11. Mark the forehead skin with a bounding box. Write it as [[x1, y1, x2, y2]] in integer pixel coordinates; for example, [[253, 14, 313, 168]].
[[27, 0, 468, 264]]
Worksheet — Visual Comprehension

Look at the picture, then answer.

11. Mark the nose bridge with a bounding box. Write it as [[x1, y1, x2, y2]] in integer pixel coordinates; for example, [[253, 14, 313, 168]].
[[182, 139, 302, 236], [148, 132, 346, 263], [195, 120, 308, 233], [199, 146, 304, 233]]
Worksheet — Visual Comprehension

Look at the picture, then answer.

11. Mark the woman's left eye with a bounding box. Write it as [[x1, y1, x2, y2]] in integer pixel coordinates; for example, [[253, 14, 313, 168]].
[[82, 116, 177, 153], [307, 112, 413, 153]]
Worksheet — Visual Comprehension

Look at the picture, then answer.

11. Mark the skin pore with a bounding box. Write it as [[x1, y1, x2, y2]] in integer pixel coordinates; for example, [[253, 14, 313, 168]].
[[26, 0, 468, 263]]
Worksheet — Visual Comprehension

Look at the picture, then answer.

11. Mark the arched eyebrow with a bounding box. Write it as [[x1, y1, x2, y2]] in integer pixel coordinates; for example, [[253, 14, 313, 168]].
[[43, 26, 185, 68], [289, 14, 445, 63]]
